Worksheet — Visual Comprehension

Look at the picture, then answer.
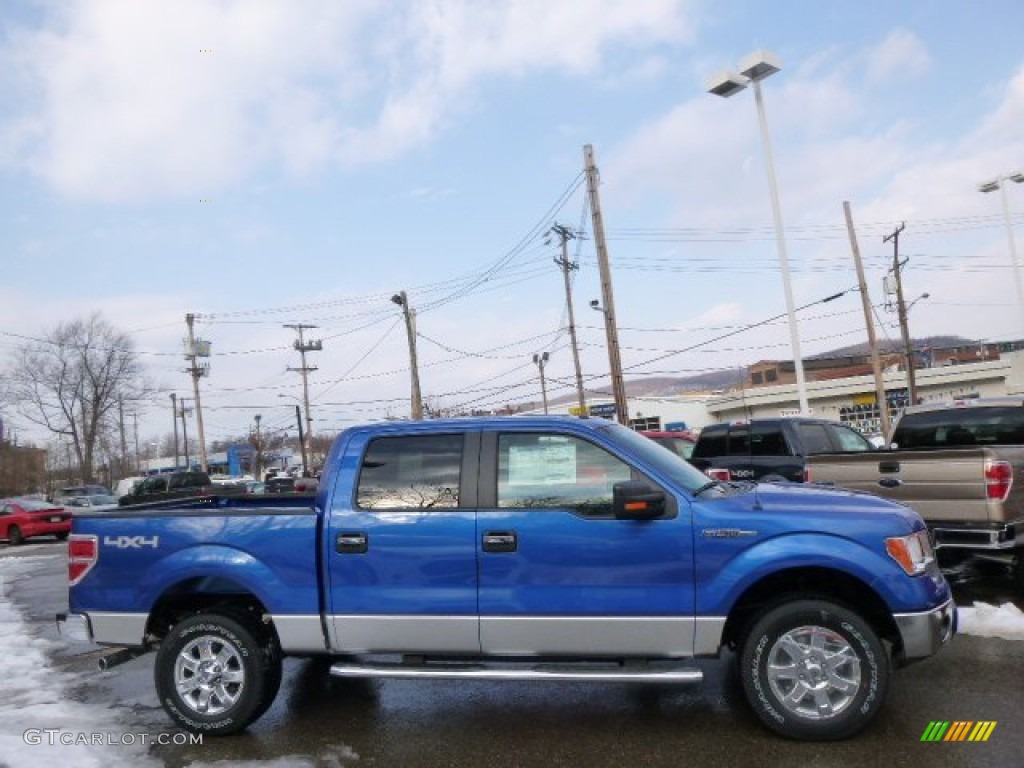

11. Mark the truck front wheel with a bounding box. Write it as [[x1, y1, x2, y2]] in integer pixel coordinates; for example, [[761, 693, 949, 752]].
[[739, 599, 890, 741], [155, 613, 281, 735]]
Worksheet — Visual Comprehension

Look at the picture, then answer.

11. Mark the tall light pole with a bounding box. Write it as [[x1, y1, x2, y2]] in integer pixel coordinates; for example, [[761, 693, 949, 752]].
[[978, 172, 1024, 334], [533, 352, 550, 414], [707, 50, 810, 415]]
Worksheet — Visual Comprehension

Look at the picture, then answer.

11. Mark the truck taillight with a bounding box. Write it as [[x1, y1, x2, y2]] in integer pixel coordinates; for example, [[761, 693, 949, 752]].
[[69, 534, 98, 586], [985, 460, 1013, 502]]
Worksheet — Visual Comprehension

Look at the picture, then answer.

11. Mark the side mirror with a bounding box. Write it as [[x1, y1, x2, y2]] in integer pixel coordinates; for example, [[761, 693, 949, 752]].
[[613, 481, 665, 520]]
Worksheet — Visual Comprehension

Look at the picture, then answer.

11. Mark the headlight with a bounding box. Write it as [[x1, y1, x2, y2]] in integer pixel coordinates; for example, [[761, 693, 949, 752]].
[[885, 530, 935, 576]]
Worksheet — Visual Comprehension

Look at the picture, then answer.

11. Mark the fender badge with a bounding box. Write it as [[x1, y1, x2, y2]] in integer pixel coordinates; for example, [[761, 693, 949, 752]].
[[701, 528, 758, 538]]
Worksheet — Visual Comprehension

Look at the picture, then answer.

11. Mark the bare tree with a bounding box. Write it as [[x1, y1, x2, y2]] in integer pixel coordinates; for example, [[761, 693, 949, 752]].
[[8, 314, 148, 483]]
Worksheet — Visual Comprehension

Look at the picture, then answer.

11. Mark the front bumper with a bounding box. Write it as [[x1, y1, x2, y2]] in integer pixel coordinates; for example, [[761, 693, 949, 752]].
[[893, 598, 957, 661]]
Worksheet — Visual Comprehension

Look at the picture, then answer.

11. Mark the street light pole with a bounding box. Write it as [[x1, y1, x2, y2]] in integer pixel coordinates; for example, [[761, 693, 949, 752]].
[[978, 172, 1024, 334], [707, 50, 810, 416], [533, 352, 550, 414]]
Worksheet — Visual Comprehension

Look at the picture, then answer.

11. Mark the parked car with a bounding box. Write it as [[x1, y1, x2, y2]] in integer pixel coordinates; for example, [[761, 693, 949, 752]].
[[52, 484, 112, 505], [0, 497, 72, 545], [689, 417, 875, 482], [64, 494, 120, 513], [640, 430, 696, 460]]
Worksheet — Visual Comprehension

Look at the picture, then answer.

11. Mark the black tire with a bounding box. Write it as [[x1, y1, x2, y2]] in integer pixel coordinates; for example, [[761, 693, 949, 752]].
[[154, 613, 281, 735], [9, 526, 23, 546], [739, 599, 889, 741]]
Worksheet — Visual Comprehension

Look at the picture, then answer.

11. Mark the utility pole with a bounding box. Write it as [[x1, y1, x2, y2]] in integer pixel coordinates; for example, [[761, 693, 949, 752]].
[[179, 397, 191, 469], [884, 223, 917, 405], [533, 352, 550, 414], [844, 202, 891, 439], [292, 404, 308, 476], [170, 393, 180, 470], [549, 223, 586, 413], [184, 314, 210, 472], [391, 292, 424, 420], [252, 414, 262, 481], [584, 144, 629, 425], [132, 411, 140, 474], [285, 324, 322, 470], [118, 398, 128, 476]]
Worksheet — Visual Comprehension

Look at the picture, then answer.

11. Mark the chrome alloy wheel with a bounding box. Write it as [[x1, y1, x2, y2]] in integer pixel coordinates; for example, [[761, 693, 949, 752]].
[[765, 624, 861, 720], [174, 635, 246, 716]]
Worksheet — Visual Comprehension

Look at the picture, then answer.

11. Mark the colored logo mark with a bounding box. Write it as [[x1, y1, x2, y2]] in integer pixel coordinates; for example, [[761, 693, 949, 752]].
[[921, 721, 997, 742]]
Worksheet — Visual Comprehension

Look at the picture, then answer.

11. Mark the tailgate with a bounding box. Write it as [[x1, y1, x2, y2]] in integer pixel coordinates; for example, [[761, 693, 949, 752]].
[[809, 449, 1007, 525]]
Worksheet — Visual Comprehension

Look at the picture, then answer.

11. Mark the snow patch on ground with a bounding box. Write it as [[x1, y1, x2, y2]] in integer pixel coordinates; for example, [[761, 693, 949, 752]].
[[956, 601, 1024, 641], [0, 555, 160, 768]]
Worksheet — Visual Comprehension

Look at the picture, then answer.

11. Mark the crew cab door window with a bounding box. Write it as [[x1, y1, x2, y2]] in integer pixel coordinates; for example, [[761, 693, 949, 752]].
[[828, 424, 874, 451], [357, 434, 462, 509], [496, 433, 632, 517], [794, 423, 832, 454]]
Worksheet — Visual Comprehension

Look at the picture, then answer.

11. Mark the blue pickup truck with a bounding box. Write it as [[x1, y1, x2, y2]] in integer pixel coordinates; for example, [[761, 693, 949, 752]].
[[60, 416, 955, 741]]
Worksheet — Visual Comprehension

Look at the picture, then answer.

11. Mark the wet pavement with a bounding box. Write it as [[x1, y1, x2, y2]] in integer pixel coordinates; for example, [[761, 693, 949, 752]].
[[3, 540, 1022, 768]]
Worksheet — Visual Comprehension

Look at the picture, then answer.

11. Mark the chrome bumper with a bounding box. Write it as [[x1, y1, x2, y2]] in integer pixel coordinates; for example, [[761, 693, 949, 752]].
[[893, 598, 957, 661], [55, 612, 94, 643]]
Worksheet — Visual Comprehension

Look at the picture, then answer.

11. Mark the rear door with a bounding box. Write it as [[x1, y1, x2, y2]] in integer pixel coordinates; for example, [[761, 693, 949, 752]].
[[476, 428, 695, 656], [325, 430, 481, 654]]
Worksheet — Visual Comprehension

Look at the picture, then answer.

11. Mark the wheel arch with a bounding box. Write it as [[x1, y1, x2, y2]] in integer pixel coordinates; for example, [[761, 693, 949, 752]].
[[720, 566, 901, 654], [145, 575, 279, 647]]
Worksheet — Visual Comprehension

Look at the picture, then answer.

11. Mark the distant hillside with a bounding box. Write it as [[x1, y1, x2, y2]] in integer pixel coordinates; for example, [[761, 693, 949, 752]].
[[619, 335, 980, 398]]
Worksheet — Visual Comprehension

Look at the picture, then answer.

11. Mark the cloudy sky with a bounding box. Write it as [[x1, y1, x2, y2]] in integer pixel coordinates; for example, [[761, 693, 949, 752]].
[[2, 0, 1023, 449]]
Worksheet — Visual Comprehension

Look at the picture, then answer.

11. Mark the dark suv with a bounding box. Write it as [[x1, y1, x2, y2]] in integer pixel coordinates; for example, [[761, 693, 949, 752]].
[[118, 471, 242, 507], [689, 417, 874, 482]]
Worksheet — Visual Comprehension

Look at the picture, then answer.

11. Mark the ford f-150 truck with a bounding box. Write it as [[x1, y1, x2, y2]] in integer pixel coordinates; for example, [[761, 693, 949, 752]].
[[806, 398, 1024, 583], [689, 417, 876, 482], [59, 416, 955, 741]]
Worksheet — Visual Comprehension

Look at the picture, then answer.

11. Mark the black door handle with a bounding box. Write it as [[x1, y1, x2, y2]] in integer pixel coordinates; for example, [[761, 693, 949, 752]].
[[878, 461, 901, 474], [482, 531, 517, 553], [336, 532, 368, 554]]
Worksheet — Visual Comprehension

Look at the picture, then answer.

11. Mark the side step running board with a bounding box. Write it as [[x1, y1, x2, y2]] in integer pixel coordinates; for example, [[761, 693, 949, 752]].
[[330, 661, 703, 684]]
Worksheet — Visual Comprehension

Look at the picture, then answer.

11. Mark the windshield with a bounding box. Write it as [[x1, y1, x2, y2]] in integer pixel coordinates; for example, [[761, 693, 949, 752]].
[[599, 422, 715, 493]]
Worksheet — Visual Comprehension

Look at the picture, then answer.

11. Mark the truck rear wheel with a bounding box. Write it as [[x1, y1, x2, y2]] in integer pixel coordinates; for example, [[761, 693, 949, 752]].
[[739, 599, 889, 741], [155, 613, 281, 735]]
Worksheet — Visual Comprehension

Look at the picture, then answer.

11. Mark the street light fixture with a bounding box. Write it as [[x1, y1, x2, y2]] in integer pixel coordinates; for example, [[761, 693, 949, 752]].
[[533, 352, 550, 414], [707, 49, 810, 415], [978, 171, 1024, 334]]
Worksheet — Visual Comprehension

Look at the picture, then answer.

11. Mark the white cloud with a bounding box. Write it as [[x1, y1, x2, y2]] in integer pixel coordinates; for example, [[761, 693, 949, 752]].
[[865, 29, 931, 85], [0, 0, 695, 202]]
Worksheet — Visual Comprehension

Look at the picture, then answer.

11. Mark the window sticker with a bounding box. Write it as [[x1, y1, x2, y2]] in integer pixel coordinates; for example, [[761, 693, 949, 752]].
[[507, 441, 577, 486]]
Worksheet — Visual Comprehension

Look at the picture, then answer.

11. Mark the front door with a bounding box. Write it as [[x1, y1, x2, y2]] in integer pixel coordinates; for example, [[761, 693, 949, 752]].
[[476, 429, 695, 656]]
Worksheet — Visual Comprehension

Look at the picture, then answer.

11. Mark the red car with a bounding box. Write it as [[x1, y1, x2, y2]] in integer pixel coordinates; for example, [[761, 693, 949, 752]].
[[640, 430, 697, 460], [0, 498, 72, 545]]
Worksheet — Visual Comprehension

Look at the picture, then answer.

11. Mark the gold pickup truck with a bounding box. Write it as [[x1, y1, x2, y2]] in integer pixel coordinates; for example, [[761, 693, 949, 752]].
[[807, 398, 1024, 583]]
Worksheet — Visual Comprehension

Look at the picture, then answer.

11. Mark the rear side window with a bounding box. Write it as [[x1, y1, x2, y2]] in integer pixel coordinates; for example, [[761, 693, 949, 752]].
[[357, 434, 462, 510], [895, 406, 1024, 448], [749, 424, 787, 456], [725, 427, 750, 455], [692, 430, 727, 457]]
